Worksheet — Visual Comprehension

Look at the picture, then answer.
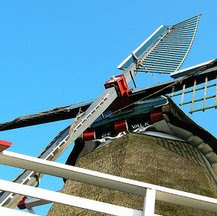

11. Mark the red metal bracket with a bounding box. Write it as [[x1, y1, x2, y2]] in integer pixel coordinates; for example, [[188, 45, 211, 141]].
[[150, 111, 164, 123], [17, 196, 27, 209], [114, 120, 128, 133], [104, 74, 130, 97], [83, 129, 96, 141], [0, 140, 12, 152]]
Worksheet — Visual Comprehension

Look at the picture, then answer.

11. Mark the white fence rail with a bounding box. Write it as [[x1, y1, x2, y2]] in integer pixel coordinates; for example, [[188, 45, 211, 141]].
[[0, 206, 38, 216], [1, 150, 217, 215]]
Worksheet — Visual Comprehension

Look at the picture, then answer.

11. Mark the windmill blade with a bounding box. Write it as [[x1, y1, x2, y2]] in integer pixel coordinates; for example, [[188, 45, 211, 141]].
[[0, 101, 92, 132], [129, 59, 217, 112], [118, 15, 201, 75], [171, 59, 217, 113]]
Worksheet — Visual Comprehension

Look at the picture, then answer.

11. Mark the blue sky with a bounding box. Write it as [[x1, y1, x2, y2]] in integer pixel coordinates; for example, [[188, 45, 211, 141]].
[[0, 0, 216, 215]]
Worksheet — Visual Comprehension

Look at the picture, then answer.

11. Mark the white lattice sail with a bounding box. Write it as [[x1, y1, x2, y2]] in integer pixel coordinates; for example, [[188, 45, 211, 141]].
[[118, 15, 201, 75]]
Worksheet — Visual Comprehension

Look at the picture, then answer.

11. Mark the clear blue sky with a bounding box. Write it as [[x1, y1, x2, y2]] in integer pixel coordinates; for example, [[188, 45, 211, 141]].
[[0, 0, 216, 215]]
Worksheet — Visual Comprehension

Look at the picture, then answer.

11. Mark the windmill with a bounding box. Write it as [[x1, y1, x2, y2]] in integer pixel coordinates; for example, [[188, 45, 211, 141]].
[[0, 15, 217, 215]]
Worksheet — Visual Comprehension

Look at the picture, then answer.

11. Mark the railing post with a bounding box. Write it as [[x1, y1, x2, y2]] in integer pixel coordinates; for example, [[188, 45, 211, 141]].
[[143, 188, 156, 216]]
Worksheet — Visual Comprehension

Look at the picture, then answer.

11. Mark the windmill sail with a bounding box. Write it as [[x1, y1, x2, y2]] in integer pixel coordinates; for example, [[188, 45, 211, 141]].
[[130, 59, 217, 113], [0, 101, 92, 131], [118, 15, 201, 75], [130, 59, 217, 97], [170, 59, 217, 113]]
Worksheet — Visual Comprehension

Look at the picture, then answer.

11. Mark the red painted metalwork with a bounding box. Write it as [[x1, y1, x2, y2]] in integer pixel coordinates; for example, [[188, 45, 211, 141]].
[[0, 140, 12, 152], [104, 74, 130, 97], [17, 196, 27, 209], [114, 120, 128, 133], [83, 130, 96, 141], [150, 111, 164, 123]]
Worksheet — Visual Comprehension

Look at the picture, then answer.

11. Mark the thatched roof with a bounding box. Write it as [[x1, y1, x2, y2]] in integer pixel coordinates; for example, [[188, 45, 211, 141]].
[[48, 133, 217, 216]]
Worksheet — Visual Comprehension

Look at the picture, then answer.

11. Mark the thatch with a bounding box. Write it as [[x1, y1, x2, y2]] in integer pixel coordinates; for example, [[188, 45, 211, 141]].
[[48, 133, 217, 216]]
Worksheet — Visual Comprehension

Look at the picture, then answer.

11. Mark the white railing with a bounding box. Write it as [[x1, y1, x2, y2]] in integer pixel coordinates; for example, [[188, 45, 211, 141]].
[[1, 150, 217, 215]]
